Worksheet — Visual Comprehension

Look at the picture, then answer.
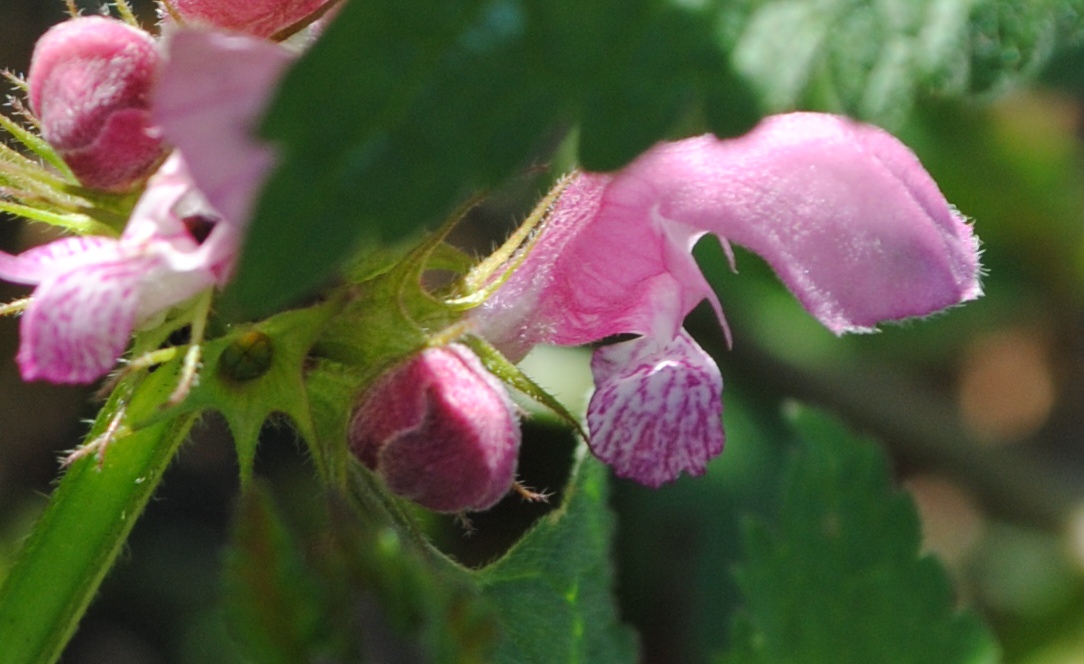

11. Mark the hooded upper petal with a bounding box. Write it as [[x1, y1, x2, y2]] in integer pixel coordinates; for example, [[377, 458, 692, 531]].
[[622, 113, 982, 334], [478, 112, 982, 353], [153, 28, 294, 227], [478, 174, 720, 360]]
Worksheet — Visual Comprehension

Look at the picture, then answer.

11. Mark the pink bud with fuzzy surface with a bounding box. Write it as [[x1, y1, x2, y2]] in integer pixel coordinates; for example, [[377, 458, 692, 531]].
[[28, 17, 165, 191], [349, 345, 520, 513], [165, 0, 331, 38]]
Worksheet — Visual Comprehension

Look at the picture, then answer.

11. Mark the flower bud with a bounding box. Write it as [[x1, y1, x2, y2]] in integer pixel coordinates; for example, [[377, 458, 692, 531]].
[[349, 345, 520, 513], [166, 0, 331, 38], [28, 17, 165, 192]]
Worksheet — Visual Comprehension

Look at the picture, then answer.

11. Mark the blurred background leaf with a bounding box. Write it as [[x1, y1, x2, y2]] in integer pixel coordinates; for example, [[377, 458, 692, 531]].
[[720, 407, 998, 664], [222, 445, 634, 664]]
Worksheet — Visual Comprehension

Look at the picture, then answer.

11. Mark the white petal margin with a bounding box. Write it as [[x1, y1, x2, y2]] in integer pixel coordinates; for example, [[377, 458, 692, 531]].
[[586, 328, 724, 487]]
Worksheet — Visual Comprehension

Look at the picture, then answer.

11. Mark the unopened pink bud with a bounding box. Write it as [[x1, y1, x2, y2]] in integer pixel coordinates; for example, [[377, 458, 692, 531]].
[[349, 345, 520, 513], [28, 17, 165, 192], [167, 0, 331, 38]]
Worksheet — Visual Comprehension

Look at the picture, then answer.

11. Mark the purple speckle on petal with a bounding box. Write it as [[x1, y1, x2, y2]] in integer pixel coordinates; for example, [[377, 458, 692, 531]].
[[587, 329, 724, 488]]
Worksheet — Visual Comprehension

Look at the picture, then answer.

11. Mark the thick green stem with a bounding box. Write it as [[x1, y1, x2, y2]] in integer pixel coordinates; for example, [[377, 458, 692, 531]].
[[0, 366, 199, 664]]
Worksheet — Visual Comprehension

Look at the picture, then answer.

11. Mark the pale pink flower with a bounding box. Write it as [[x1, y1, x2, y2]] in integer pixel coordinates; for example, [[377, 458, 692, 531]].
[[0, 154, 230, 383], [153, 27, 295, 230], [477, 112, 983, 486], [350, 345, 521, 513], [28, 16, 166, 191]]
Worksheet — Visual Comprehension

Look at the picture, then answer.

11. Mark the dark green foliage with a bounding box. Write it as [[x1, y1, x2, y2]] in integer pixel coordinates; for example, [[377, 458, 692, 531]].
[[223, 448, 637, 664], [224, 0, 759, 318]]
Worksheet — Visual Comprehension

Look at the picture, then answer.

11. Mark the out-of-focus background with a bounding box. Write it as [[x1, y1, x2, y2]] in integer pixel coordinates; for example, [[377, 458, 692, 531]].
[[4, 2, 1084, 662]]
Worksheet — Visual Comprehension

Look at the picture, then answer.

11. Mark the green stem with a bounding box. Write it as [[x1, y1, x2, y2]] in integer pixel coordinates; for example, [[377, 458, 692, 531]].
[[0, 367, 199, 664]]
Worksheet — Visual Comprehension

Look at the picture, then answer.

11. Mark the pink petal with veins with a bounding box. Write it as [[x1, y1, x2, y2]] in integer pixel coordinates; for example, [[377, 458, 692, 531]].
[[587, 329, 724, 487], [17, 248, 154, 383], [0, 236, 116, 284], [0, 155, 223, 383]]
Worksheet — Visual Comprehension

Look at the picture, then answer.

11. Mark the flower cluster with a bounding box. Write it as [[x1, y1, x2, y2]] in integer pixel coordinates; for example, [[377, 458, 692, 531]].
[[0, 1, 982, 512], [2, 8, 301, 383]]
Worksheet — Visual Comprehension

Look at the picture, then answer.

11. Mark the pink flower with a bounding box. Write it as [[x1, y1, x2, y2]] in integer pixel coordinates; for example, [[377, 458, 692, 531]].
[[350, 345, 521, 513], [164, 0, 331, 38], [153, 27, 295, 229], [477, 112, 982, 487], [0, 26, 293, 385], [28, 16, 166, 191], [0, 154, 232, 383]]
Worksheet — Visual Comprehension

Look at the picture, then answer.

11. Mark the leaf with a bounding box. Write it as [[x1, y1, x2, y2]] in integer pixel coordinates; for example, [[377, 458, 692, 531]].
[[225, 483, 327, 664], [727, 0, 1084, 128], [965, 0, 1084, 94], [476, 446, 639, 664], [222, 438, 635, 663], [224, 0, 758, 318], [171, 298, 346, 485], [720, 406, 999, 664], [0, 361, 199, 664], [224, 475, 494, 664]]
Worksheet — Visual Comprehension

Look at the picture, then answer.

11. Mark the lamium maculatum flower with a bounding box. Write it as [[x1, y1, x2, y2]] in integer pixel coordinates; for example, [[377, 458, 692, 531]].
[[0, 154, 234, 383], [164, 0, 331, 38], [28, 16, 165, 191], [0, 26, 294, 385], [349, 345, 521, 513], [476, 112, 982, 487], [153, 27, 295, 228]]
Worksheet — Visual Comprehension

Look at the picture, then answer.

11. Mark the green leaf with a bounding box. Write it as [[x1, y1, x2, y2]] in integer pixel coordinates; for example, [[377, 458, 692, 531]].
[[727, 0, 1084, 127], [225, 483, 326, 664], [965, 0, 1084, 94], [720, 406, 998, 664], [224, 0, 756, 318], [224, 475, 494, 664], [0, 362, 199, 664], [223, 439, 635, 663], [476, 447, 639, 664]]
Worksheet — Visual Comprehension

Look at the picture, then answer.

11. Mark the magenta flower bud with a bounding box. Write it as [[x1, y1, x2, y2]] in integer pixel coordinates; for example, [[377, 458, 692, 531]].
[[167, 0, 331, 38], [349, 345, 520, 513], [28, 17, 165, 192]]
